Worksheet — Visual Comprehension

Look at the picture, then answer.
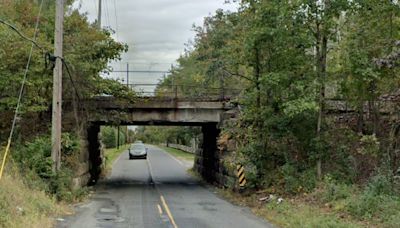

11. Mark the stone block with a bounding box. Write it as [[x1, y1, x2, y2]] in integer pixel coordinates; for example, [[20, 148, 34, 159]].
[[74, 162, 90, 176], [226, 139, 236, 152], [71, 173, 90, 190]]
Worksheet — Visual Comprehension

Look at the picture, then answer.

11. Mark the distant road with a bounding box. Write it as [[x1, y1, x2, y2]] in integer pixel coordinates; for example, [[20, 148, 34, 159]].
[[58, 145, 273, 228]]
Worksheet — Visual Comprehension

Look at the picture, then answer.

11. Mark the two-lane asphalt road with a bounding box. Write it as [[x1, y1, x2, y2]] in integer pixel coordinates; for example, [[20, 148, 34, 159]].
[[58, 145, 273, 228]]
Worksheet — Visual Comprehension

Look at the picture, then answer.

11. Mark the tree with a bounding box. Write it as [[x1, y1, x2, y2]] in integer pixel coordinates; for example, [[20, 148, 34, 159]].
[[0, 0, 130, 141], [297, 0, 350, 179], [338, 0, 400, 135]]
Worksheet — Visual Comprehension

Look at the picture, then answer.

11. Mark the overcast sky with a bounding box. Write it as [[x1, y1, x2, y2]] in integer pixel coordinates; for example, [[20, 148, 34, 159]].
[[73, 0, 237, 85]]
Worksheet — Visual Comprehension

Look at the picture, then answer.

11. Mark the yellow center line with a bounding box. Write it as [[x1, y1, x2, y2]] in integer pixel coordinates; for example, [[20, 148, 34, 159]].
[[160, 195, 178, 228], [157, 204, 163, 216], [146, 152, 178, 228]]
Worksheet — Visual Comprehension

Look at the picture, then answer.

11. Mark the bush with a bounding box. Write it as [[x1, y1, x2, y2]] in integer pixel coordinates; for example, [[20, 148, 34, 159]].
[[365, 173, 394, 196], [346, 192, 398, 220], [345, 174, 400, 221], [61, 133, 80, 156], [48, 168, 87, 202], [320, 177, 354, 202], [101, 126, 116, 148], [13, 136, 53, 179], [280, 164, 317, 194], [101, 126, 126, 148], [12, 134, 86, 202]]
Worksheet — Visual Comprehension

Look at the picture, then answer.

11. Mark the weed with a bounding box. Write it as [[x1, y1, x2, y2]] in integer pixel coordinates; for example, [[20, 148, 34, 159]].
[[320, 177, 354, 202]]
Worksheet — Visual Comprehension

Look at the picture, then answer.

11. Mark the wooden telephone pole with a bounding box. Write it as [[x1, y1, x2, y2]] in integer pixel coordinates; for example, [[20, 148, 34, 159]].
[[97, 0, 102, 29], [51, 0, 64, 172]]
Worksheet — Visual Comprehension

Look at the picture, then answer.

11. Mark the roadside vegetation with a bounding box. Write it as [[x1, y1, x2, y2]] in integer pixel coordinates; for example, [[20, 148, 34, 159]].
[[159, 146, 195, 162], [142, 0, 400, 227], [0, 164, 69, 228], [1, 0, 399, 227], [133, 126, 197, 162], [100, 126, 133, 174], [218, 175, 400, 227], [0, 1, 131, 226], [103, 144, 130, 173], [134, 126, 201, 148]]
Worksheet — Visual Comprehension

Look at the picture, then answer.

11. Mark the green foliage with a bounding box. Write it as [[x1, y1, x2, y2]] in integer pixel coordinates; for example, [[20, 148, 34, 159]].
[[48, 168, 87, 202], [62, 132, 80, 156], [280, 164, 317, 194], [13, 136, 53, 179], [317, 173, 400, 222], [0, 0, 130, 142], [0, 164, 63, 227], [135, 126, 201, 146], [320, 176, 355, 202], [264, 200, 360, 228], [100, 126, 127, 149], [357, 135, 380, 157], [346, 191, 400, 221], [101, 126, 116, 148], [365, 173, 395, 196], [12, 134, 86, 202], [155, 1, 400, 206], [159, 146, 195, 162]]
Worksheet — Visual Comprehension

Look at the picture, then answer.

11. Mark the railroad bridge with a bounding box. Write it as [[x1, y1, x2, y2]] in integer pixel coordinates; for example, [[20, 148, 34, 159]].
[[67, 94, 237, 187]]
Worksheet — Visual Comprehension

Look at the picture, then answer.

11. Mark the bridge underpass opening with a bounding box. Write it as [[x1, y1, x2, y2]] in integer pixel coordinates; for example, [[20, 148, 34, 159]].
[[87, 124, 221, 185]]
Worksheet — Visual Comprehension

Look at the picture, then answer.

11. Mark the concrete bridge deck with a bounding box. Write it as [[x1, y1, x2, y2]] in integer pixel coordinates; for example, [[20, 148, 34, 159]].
[[83, 96, 234, 125]]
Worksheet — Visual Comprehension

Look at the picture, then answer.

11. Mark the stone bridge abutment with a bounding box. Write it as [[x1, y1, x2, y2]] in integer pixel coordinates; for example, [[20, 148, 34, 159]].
[[67, 97, 234, 187]]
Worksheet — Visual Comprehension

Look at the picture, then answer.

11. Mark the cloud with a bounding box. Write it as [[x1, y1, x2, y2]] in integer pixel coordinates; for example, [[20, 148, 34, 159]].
[[73, 0, 237, 82]]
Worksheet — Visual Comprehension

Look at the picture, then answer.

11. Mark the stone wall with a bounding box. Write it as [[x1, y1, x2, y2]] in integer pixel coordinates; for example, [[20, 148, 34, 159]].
[[63, 106, 104, 189], [164, 143, 196, 154], [193, 124, 221, 183]]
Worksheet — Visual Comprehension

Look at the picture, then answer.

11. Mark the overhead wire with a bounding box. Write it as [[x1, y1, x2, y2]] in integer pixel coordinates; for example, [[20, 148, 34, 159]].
[[0, 2, 87, 180], [0, 19, 45, 52], [0, 0, 45, 180], [62, 60, 82, 101], [93, 0, 98, 14], [104, 0, 110, 28], [113, 0, 119, 40]]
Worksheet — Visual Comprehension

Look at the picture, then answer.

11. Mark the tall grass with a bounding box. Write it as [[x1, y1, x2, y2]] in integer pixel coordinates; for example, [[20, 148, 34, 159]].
[[0, 164, 68, 228]]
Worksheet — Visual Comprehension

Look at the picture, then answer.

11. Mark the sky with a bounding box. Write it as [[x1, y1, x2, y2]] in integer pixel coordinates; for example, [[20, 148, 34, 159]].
[[72, 0, 238, 86]]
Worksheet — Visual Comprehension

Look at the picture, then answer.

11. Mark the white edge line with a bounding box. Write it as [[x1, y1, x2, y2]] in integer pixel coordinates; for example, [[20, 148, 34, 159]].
[[111, 148, 127, 168], [159, 147, 184, 167]]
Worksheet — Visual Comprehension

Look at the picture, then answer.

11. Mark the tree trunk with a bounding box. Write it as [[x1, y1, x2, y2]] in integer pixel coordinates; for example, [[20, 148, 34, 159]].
[[357, 101, 364, 134], [254, 47, 261, 111], [316, 16, 328, 180]]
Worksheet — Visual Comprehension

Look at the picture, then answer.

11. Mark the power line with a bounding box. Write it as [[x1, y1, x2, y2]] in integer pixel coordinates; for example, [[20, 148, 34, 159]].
[[0, 19, 45, 51], [113, 0, 119, 40], [62, 60, 82, 101], [112, 70, 170, 73], [93, 0, 98, 17], [104, 0, 110, 28], [0, 0, 45, 180]]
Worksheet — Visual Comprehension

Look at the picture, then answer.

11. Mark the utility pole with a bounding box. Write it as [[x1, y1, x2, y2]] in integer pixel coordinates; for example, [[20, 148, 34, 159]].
[[126, 63, 129, 88], [125, 63, 129, 144], [97, 0, 102, 29], [51, 0, 64, 172], [117, 126, 120, 149]]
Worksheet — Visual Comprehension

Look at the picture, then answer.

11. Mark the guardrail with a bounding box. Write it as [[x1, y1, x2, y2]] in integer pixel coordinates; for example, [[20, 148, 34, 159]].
[[125, 84, 242, 100]]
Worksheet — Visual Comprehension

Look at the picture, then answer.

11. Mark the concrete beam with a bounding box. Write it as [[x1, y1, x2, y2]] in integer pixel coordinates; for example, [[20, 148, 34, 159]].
[[86, 97, 231, 110], [84, 97, 231, 125]]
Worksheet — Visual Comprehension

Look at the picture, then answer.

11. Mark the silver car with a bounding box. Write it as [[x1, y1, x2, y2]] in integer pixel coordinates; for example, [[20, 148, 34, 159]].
[[129, 143, 147, 159]]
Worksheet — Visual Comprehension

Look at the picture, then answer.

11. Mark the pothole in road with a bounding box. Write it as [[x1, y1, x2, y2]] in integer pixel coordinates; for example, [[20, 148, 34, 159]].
[[100, 208, 117, 213], [96, 214, 125, 223]]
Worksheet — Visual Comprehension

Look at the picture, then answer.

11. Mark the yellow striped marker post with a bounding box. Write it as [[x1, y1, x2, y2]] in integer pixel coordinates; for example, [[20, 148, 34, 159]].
[[236, 164, 246, 188]]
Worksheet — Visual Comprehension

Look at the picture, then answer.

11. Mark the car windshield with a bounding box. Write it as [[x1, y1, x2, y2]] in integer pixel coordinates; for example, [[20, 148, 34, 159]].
[[131, 144, 145, 150]]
